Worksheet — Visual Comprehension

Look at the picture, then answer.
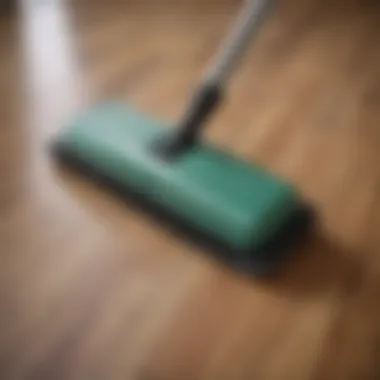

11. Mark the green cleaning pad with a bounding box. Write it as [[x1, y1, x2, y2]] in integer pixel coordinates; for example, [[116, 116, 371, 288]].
[[53, 102, 311, 272]]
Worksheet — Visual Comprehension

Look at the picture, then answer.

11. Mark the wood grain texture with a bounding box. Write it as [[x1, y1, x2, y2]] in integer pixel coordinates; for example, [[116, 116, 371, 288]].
[[1, 0, 380, 379]]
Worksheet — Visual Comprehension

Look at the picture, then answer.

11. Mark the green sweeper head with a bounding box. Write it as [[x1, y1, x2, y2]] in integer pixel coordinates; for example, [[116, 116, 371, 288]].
[[52, 0, 313, 273]]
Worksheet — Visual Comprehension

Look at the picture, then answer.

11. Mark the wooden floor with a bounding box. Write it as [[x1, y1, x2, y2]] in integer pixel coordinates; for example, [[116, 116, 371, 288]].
[[1, 0, 380, 378]]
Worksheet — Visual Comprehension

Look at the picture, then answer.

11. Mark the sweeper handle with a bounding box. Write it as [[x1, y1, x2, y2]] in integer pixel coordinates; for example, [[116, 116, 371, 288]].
[[205, 0, 275, 87], [162, 0, 275, 156]]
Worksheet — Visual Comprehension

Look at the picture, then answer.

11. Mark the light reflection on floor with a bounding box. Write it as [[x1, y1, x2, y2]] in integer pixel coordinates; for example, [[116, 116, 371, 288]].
[[20, 0, 85, 138]]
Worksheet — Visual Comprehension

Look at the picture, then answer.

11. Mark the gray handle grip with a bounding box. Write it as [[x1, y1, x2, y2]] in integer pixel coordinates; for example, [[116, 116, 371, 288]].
[[204, 0, 275, 87]]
